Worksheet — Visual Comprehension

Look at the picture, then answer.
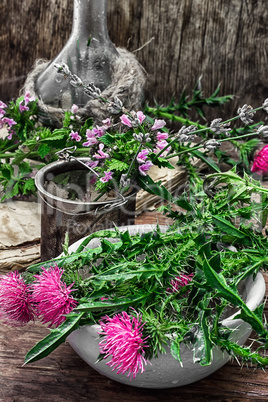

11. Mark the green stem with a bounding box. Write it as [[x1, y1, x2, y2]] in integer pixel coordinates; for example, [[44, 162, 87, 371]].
[[0, 143, 19, 153], [148, 104, 261, 159], [166, 131, 258, 160], [118, 143, 142, 193], [146, 106, 207, 129], [0, 152, 16, 159], [92, 190, 106, 202]]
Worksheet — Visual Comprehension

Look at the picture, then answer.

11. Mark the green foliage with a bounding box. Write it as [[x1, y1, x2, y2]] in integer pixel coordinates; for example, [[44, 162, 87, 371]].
[[24, 173, 268, 367], [145, 80, 233, 120]]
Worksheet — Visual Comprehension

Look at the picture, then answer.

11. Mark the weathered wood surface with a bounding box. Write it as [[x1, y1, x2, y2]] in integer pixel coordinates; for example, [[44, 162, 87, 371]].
[[0, 212, 268, 401], [0, 0, 267, 116]]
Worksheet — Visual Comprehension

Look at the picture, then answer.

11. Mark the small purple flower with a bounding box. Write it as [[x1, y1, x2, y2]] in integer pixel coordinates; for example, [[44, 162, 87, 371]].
[[93, 143, 109, 159], [0, 271, 35, 326], [92, 126, 106, 137], [139, 160, 153, 176], [0, 101, 7, 117], [136, 111, 146, 124], [100, 170, 113, 183], [2, 117, 16, 127], [102, 118, 111, 128], [31, 265, 78, 328], [24, 91, 35, 105], [120, 114, 133, 128], [151, 119, 166, 131], [71, 104, 78, 113], [99, 311, 149, 379], [156, 140, 170, 151], [69, 131, 81, 142], [156, 131, 169, 141], [90, 175, 97, 185], [137, 149, 149, 164], [86, 160, 99, 169], [83, 129, 98, 147], [0, 101, 7, 109], [19, 103, 29, 112], [7, 130, 15, 140], [19, 92, 35, 112]]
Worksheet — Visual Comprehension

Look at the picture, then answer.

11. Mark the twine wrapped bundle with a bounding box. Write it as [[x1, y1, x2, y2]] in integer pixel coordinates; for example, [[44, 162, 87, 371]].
[[23, 48, 146, 127]]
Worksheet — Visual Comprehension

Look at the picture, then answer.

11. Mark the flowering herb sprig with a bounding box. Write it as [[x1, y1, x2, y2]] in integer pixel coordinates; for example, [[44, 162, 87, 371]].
[[0, 63, 266, 202]]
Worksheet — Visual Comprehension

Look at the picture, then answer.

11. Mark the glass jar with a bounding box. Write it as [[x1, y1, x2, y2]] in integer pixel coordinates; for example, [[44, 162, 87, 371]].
[[35, 0, 118, 110]]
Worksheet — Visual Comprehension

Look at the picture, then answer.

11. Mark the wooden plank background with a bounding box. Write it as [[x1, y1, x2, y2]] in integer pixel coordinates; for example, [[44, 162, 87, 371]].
[[0, 0, 267, 117]]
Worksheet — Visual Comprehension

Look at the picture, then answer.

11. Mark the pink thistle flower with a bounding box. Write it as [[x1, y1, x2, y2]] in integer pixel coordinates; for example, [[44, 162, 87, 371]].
[[151, 119, 166, 131], [137, 149, 149, 164], [136, 111, 146, 124], [69, 131, 81, 142], [156, 131, 169, 141], [31, 265, 78, 328], [93, 143, 109, 159], [138, 160, 153, 176], [100, 170, 113, 183], [71, 104, 79, 113], [99, 311, 149, 379], [0, 271, 35, 326], [167, 273, 194, 294], [251, 145, 268, 175], [120, 114, 133, 128]]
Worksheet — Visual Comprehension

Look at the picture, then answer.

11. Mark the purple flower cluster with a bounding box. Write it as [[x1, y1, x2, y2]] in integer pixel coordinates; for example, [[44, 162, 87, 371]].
[[19, 91, 35, 113], [136, 149, 153, 176], [118, 112, 168, 178], [67, 108, 169, 187], [0, 265, 77, 328], [0, 101, 16, 139]]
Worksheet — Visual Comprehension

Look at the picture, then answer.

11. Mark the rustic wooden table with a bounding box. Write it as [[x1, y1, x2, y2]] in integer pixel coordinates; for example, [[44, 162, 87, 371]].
[[1, 211, 268, 401]]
